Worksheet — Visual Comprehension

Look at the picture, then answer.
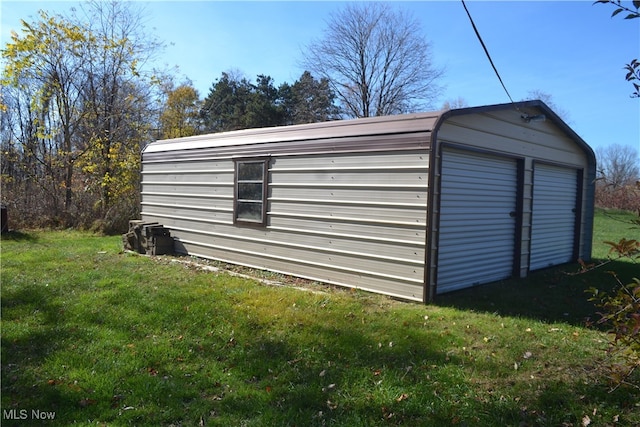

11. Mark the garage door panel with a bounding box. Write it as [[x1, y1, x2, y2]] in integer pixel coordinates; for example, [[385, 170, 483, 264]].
[[530, 163, 578, 270], [437, 148, 518, 293]]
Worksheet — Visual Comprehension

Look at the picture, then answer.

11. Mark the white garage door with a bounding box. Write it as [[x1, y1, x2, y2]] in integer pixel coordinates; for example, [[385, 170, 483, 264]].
[[530, 163, 578, 270], [437, 148, 519, 293]]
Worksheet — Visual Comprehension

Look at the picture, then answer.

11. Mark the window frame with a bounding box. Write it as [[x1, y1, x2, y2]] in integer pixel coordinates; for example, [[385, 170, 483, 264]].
[[233, 157, 269, 226]]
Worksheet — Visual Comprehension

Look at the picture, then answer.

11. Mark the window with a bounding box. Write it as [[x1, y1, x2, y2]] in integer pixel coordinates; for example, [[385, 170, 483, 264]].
[[234, 159, 268, 225]]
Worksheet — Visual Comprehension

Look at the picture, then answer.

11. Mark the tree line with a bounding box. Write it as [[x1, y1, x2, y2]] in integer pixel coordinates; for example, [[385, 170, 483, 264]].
[[158, 71, 341, 139], [196, 71, 341, 135], [1, 1, 444, 232], [1, 0, 637, 233]]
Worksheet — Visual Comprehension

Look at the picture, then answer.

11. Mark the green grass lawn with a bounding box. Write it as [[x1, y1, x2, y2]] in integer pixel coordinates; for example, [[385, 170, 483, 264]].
[[1, 210, 638, 426], [592, 208, 639, 259]]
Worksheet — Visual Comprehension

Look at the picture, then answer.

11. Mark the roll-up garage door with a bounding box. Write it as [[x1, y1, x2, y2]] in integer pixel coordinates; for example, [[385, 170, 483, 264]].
[[437, 148, 519, 293], [529, 163, 578, 270]]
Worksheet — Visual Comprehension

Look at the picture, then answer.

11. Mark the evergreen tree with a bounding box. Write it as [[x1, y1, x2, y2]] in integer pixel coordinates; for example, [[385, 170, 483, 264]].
[[280, 71, 341, 124]]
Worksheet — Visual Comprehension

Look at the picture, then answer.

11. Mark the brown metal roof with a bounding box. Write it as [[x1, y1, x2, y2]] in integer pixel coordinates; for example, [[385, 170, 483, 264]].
[[144, 111, 443, 155]]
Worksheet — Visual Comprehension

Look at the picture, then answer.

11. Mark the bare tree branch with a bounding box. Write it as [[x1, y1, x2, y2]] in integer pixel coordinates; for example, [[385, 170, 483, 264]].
[[302, 2, 444, 118]]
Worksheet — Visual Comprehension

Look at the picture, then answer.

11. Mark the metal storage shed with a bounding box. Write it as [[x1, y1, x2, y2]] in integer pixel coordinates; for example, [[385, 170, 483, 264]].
[[141, 100, 595, 302]]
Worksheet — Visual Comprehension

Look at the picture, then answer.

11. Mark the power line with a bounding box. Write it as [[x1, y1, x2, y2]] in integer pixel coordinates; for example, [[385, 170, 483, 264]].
[[460, 0, 517, 105]]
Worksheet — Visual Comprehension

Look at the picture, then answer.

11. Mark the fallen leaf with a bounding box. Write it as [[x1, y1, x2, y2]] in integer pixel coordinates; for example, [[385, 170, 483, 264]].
[[523, 351, 533, 359], [79, 398, 97, 407], [382, 406, 394, 419], [582, 414, 591, 426], [396, 393, 410, 402], [319, 370, 327, 377], [111, 394, 124, 409]]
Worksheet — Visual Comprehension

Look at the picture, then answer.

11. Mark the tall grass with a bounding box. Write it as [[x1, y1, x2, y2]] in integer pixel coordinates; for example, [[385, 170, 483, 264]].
[[1, 211, 638, 426]]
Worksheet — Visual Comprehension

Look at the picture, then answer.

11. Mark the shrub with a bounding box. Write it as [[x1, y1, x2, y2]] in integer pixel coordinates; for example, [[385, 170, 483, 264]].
[[586, 217, 640, 391], [595, 181, 640, 213]]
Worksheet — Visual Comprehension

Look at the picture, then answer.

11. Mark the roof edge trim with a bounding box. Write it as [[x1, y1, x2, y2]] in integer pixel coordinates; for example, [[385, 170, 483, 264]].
[[144, 112, 442, 154]]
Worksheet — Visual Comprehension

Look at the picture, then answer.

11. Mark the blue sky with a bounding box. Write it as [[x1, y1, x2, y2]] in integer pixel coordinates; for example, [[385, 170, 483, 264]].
[[1, 1, 639, 155]]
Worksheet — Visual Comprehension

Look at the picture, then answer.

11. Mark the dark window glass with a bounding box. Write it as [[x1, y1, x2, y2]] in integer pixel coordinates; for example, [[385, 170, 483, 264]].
[[235, 160, 267, 224], [238, 162, 264, 181], [236, 202, 263, 222], [238, 183, 263, 201]]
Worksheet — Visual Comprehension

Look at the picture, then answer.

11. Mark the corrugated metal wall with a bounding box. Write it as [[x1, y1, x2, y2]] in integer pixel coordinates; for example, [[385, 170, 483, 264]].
[[141, 148, 430, 301], [436, 148, 519, 293], [430, 104, 594, 295], [529, 163, 579, 270]]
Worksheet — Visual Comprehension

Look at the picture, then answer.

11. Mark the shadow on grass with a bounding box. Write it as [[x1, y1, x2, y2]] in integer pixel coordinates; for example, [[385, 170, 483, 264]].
[[0, 230, 39, 243], [435, 260, 637, 327], [2, 247, 638, 426], [0, 282, 83, 426], [1, 288, 466, 425]]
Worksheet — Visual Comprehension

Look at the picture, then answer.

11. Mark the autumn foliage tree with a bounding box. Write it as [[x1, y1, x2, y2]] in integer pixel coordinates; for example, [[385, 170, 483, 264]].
[[1, 1, 163, 232], [1, 11, 88, 224], [160, 83, 202, 139], [74, 1, 162, 230]]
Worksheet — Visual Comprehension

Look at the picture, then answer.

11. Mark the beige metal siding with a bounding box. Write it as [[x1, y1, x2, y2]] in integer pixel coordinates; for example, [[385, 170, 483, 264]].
[[142, 133, 432, 301]]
